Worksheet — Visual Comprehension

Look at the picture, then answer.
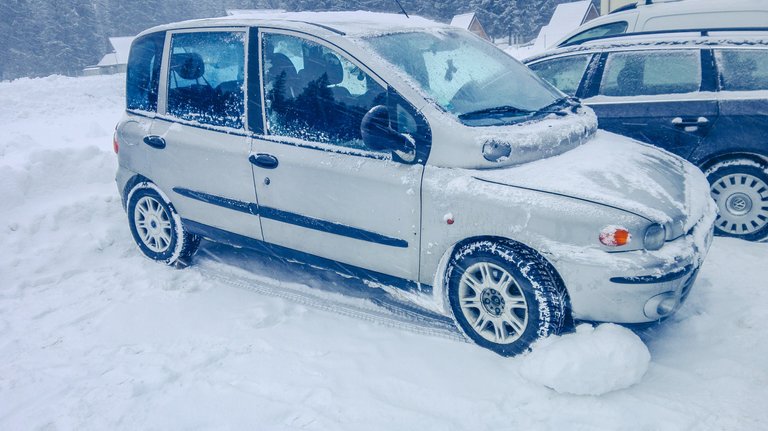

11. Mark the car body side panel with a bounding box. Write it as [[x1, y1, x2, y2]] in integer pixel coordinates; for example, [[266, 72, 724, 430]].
[[586, 97, 719, 160], [690, 93, 768, 166]]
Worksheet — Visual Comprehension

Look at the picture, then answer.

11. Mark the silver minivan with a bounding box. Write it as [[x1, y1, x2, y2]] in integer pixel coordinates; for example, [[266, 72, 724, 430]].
[[115, 12, 716, 356]]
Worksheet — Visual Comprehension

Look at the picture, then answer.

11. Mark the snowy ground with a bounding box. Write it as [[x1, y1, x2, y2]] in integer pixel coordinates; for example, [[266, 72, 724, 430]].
[[1, 74, 767, 430]]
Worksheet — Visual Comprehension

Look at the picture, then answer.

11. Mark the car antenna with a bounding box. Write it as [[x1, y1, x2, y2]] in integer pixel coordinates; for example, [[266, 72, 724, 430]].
[[393, 0, 410, 18]]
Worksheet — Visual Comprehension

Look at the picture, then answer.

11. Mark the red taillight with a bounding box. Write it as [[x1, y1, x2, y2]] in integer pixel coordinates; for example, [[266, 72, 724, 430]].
[[113, 130, 119, 154], [599, 226, 631, 247]]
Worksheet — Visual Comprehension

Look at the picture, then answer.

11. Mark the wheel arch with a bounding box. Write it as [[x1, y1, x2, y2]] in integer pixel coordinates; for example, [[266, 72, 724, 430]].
[[698, 151, 768, 173], [431, 235, 570, 316], [121, 174, 153, 210]]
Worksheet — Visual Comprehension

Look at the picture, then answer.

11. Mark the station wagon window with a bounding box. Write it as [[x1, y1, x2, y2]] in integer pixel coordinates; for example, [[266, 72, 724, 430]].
[[599, 50, 701, 97], [126, 32, 165, 112], [528, 55, 592, 96], [562, 22, 628, 46], [166, 31, 245, 129], [262, 33, 387, 152], [716, 49, 768, 91]]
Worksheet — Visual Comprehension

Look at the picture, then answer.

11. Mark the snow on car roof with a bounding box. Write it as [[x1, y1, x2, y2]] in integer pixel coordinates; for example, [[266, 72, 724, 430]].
[[139, 11, 445, 38], [525, 35, 768, 63]]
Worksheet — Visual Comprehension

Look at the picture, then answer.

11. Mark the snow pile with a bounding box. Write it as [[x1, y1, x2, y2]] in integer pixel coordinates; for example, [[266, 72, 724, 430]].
[[520, 324, 650, 395]]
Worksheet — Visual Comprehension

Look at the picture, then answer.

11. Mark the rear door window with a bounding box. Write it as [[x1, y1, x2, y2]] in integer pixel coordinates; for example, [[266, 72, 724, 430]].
[[126, 32, 166, 112], [528, 55, 592, 96], [716, 49, 768, 91], [166, 31, 246, 129], [599, 50, 701, 97]]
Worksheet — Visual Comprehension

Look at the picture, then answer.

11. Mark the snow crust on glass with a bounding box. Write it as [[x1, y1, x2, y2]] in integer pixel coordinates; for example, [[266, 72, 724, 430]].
[[520, 323, 651, 396], [2, 73, 768, 430]]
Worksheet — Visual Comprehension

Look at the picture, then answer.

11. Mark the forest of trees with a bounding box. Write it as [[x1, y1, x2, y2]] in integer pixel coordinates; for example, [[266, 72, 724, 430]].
[[0, 0, 580, 80]]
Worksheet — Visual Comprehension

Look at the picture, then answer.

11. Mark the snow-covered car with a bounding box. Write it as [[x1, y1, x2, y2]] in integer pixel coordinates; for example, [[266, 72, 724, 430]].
[[526, 34, 768, 242], [555, 0, 768, 48], [115, 12, 716, 356]]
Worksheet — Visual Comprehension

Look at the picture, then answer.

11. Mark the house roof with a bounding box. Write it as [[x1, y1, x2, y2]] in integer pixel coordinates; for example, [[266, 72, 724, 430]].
[[537, 1, 597, 49], [450, 12, 475, 30], [96, 36, 134, 67]]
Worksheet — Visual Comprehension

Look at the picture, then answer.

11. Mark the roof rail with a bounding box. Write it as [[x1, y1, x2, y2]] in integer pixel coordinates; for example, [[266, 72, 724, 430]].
[[610, 3, 638, 14], [560, 26, 768, 47]]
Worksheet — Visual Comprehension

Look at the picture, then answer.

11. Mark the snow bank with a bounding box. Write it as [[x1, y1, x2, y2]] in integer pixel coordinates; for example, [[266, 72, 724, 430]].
[[520, 324, 650, 395], [2, 72, 768, 430]]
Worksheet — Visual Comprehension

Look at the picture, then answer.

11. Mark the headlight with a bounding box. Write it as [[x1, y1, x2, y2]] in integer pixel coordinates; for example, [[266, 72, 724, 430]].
[[643, 223, 666, 251]]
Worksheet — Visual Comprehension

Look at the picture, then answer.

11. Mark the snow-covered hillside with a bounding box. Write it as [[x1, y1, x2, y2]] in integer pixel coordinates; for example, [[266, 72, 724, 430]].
[[1, 74, 767, 430]]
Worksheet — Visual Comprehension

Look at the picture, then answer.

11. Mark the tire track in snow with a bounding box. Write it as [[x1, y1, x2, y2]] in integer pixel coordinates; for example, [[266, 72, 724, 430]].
[[195, 254, 466, 342]]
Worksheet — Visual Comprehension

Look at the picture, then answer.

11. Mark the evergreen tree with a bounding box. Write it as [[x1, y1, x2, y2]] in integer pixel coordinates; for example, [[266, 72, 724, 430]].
[[1, 0, 576, 80]]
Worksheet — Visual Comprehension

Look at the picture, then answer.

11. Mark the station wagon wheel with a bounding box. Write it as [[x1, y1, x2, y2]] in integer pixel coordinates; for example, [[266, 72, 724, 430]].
[[127, 182, 201, 265], [706, 160, 768, 242], [446, 240, 570, 357]]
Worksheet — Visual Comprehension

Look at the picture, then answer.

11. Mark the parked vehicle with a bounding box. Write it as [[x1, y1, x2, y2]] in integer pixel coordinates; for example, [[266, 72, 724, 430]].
[[526, 33, 768, 242], [115, 12, 715, 356], [555, 0, 768, 47]]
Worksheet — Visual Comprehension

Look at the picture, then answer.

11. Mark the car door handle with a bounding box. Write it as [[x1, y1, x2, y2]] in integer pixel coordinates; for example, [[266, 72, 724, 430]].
[[672, 117, 709, 132], [249, 153, 279, 169], [672, 117, 709, 126], [143, 135, 166, 149]]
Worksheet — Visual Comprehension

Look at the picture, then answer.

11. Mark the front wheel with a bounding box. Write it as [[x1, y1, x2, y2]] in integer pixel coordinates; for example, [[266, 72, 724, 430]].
[[126, 182, 200, 265], [446, 240, 570, 357], [705, 159, 768, 242]]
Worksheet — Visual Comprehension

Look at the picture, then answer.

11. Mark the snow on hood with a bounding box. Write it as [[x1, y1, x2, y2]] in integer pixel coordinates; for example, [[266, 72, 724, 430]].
[[474, 130, 713, 233]]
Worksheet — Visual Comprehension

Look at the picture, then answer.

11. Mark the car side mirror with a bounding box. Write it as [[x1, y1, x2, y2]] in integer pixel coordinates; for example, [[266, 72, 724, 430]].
[[361, 105, 416, 163]]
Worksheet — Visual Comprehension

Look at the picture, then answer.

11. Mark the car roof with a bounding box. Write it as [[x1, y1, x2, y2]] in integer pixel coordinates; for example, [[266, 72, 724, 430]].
[[136, 11, 445, 39], [606, 0, 765, 18], [526, 34, 768, 63], [553, 0, 768, 48]]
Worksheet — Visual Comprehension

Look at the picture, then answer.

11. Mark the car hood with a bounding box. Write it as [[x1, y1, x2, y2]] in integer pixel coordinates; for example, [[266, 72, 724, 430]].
[[473, 131, 713, 239]]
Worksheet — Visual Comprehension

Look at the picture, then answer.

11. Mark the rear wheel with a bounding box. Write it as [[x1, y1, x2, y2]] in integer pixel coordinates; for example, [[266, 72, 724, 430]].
[[446, 240, 570, 357], [127, 182, 200, 265], [705, 159, 768, 242]]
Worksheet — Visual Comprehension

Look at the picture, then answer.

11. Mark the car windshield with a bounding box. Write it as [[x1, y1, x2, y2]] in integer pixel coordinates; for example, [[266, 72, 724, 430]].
[[364, 29, 562, 125]]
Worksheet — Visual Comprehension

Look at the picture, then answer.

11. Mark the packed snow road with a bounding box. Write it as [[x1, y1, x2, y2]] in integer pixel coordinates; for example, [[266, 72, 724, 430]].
[[1, 74, 766, 430]]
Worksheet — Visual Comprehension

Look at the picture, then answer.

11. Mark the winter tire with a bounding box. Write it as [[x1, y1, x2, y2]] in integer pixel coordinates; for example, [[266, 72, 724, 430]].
[[705, 159, 768, 242], [446, 240, 570, 357], [126, 182, 200, 264]]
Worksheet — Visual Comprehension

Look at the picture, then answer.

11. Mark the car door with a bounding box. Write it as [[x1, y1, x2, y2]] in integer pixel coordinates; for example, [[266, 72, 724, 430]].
[[250, 30, 428, 281], [146, 28, 264, 241], [691, 48, 768, 164], [584, 48, 719, 159]]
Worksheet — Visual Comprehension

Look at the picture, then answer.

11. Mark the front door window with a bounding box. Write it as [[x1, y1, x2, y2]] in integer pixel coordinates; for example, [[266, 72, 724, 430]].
[[262, 33, 388, 152]]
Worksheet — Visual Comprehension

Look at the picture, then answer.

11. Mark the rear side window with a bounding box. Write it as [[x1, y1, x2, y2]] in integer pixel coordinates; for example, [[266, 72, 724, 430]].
[[716, 49, 768, 91], [562, 22, 628, 46], [528, 55, 592, 96], [599, 50, 701, 97], [126, 32, 165, 112], [167, 31, 246, 129]]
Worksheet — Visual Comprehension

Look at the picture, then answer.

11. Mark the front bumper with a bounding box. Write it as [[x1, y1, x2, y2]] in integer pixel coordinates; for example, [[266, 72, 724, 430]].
[[551, 220, 714, 323]]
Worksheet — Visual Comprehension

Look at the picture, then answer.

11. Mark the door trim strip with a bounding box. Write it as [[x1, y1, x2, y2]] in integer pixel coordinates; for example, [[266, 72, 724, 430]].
[[173, 187, 409, 248]]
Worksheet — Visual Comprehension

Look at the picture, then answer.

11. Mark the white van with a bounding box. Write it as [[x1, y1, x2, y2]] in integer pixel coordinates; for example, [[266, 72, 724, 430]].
[[556, 0, 768, 47]]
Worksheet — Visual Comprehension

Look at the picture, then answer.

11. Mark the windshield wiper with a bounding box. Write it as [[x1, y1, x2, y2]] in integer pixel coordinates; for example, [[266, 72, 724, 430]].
[[458, 105, 534, 120], [534, 97, 572, 116]]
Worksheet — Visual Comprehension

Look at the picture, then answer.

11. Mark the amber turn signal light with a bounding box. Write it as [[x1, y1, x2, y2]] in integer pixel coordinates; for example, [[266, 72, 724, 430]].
[[599, 226, 631, 246]]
